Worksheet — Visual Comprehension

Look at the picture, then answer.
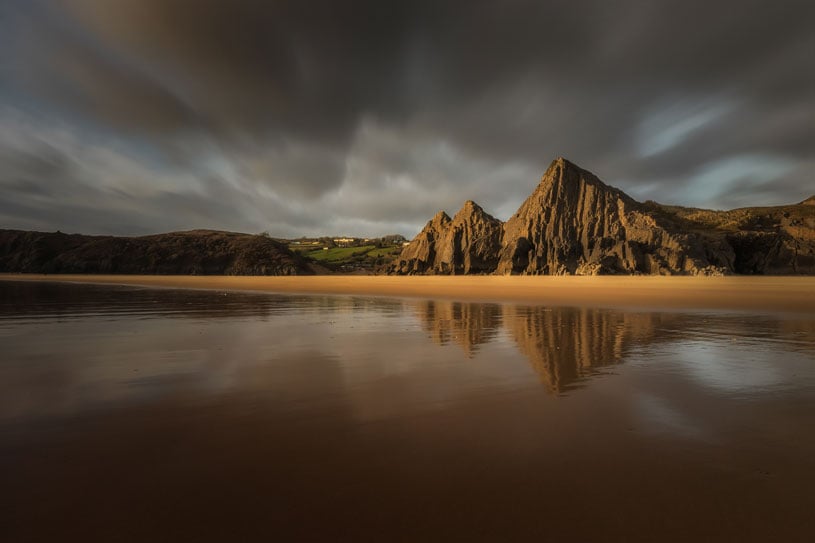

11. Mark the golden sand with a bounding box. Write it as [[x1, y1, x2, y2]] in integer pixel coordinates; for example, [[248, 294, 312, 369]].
[[2, 274, 814, 313]]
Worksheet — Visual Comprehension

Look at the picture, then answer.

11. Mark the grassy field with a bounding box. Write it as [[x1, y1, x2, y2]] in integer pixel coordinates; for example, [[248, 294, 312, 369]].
[[289, 244, 402, 271], [300, 245, 376, 262]]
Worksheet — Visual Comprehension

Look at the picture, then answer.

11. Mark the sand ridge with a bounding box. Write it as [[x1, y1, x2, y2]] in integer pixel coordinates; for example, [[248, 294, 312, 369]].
[[2, 274, 814, 314]]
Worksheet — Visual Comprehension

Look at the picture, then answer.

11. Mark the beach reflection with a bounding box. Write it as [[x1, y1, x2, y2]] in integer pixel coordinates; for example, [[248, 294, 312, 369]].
[[413, 300, 674, 392], [502, 306, 672, 392], [412, 300, 815, 394], [2, 283, 814, 419], [2, 281, 815, 542], [414, 300, 503, 357]]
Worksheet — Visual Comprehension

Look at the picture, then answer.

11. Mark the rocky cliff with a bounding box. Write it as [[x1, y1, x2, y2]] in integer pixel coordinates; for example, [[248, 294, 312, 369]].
[[391, 200, 502, 274], [497, 158, 734, 275], [391, 157, 814, 276], [0, 229, 321, 275], [649, 195, 815, 275]]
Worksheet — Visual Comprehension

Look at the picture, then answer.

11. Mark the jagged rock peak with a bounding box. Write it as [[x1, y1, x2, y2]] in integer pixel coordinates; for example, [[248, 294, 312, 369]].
[[497, 156, 732, 275], [544, 156, 596, 181], [550, 156, 581, 172], [534, 157, 629, 200], [454, 199, 492, 219], [431, 210, 452, 223], [390, 200, 503, 275], [392, 157, 815, 277]]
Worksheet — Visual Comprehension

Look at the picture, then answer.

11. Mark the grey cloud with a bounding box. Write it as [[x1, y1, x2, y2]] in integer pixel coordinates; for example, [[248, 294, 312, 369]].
[[0, 0, 812, 237]]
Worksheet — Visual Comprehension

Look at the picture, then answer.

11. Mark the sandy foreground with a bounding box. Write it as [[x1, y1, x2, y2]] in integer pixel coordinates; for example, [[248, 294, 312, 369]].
[[2, 273, 814, 314]]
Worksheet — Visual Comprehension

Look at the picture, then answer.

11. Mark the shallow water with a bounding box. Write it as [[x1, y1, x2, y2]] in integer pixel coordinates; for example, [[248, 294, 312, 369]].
[[1, 281, 814, 542]]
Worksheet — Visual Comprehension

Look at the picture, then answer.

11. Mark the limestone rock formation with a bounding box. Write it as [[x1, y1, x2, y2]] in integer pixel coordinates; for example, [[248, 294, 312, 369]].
[[391, 210, 450, 274], [496, 158, 734, 275], [726, 232, 815, 274], [391, 200, 502, 274], [392, 156, 813, 276], [660, 194, 815, 275]]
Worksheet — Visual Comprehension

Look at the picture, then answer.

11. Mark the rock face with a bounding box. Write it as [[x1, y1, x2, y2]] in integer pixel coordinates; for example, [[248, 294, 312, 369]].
[[497, 158, 734, 275], [727, 232, 815, 275], [391, 200, 502, 274], [392, 157, 815, 276], [0, 229, 320, 275], [660, 194, 815, 275]]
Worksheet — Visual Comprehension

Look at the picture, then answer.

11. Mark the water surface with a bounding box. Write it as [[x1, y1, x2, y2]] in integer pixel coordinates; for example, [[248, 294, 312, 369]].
[[1, 281, 814, 541]]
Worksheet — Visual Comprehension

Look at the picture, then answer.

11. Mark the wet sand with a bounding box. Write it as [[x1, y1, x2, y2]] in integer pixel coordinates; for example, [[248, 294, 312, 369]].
[[2, 282, 815, 542], [2, 273, 815, 313]]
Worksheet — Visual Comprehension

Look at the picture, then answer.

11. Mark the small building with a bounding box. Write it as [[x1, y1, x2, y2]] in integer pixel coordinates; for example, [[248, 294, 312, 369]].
[[333, 237, 357, 247]]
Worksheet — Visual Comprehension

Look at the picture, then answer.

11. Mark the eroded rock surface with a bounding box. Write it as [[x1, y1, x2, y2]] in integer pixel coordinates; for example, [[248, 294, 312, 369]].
[[392, 157, 814, 276], [391, 201, 502, 274], [497, 158, 734, 275]]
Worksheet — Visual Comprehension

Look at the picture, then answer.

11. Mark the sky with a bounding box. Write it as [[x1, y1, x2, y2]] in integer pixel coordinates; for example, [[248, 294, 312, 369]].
[[0, 0, 812, 238]]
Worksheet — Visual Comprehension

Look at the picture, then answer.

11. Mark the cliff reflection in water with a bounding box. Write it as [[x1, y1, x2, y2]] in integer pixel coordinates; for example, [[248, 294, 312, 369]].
[[416, 300, 673, 392], [415, 301, 503, 358], [505, 306, 675, 392], [5, 282, 812, 401]]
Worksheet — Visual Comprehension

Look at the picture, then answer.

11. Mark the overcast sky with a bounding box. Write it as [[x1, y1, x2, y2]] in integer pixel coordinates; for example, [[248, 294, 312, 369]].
[[0, 0, 812, 237]]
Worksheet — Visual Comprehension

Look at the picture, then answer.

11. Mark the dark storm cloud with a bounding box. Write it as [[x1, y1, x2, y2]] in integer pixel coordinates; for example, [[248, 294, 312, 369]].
[[0, 0, 812, 236], [46, 0, 421, 141]]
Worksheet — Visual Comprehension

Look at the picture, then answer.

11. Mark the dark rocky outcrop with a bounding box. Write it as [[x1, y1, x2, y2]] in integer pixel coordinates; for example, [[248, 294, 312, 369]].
[[391, 157, 814, 276], [726, 232, 815, 275], [0, 229, 321, 275], [391, 200, 502, 274], [657, 195, 815, 275], [498, 158, 734, 275]]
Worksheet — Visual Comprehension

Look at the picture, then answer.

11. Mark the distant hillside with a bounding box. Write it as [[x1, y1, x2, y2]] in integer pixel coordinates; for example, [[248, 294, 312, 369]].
[[391, 158, 815, 276], [285, 235, 406, 273], [0, 229, 323, 275]]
